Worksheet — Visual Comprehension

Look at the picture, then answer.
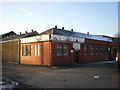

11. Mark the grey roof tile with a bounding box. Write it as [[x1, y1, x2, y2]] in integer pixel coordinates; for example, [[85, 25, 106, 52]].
[[40, 28, 112, 42]]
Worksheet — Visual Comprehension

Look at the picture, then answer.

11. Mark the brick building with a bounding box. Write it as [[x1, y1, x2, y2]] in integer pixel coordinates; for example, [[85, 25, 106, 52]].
[[0, 30, 38, 64], [20, 26, 118, 66]]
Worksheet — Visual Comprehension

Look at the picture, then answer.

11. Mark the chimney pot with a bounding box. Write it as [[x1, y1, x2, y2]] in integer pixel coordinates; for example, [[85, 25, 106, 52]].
[[62, 27, 64, 30], [71, 29, 73, 31], [25, 31, 27, 33], [87, 32, 89, 34], [55, 25, 57, 29], [31, 29, 33, 32], [20, 32, 21, 34]]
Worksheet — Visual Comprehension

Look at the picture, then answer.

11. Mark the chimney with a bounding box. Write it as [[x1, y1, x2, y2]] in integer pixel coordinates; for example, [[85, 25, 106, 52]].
[[25, 31, 27, 33], [55, 25, 57, 29], [20, 32, 21, 34], [49, 34, 51, 39], [62, 27, 64, 30], [71, 29, 73, 31], [87, 32, 89, 34], [31, 29, 34, 32]]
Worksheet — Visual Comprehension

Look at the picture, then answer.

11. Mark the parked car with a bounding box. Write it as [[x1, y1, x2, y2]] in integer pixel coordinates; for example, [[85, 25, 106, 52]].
[[116, 51, 120, 69]]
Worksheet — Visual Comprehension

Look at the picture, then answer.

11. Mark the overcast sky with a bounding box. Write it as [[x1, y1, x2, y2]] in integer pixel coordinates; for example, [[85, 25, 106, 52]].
[[0, 2, 118, 36]]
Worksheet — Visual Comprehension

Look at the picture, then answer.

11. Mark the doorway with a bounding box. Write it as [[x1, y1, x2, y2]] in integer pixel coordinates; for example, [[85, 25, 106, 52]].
[[113, 48, 118, 60], [108, 47, 112, 60], [74, 50, 79, 64]]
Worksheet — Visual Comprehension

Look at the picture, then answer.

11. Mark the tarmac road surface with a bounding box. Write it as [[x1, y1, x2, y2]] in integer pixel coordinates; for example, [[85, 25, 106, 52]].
[[2, 61, 119, 89]]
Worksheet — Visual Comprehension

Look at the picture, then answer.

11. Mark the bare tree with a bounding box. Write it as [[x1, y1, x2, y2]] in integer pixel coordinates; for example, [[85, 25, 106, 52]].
[[114, 32, 120, 50], [114, 32, 120, 38]]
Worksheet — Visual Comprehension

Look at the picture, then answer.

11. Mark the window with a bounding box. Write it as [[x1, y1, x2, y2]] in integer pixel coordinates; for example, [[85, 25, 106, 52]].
[[56, 44, 62, 56], [95, 46, 99, 55], [34, 44, 40, 56], [90, 46, 94, 55], [102, 47, 105, 54], [84, 45, 88, 55], [100, 47, 103, 54], [63, 44, 69, 56], [105, 47, 108, 54], [22, 45, 31, 56]]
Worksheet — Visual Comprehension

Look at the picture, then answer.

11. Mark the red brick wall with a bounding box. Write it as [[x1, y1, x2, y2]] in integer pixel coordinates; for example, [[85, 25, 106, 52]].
[[79, 38, 115, 63], [51, 41, 74, 66], [20, 39, 117, 66]]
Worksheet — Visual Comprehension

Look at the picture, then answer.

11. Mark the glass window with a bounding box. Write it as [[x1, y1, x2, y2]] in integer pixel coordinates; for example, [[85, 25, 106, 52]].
[[56, 44, 62, 56], [90, 46, 94, 55], [100, 47, 103, 54], [22, 45, 31, 56], [105, 47, 108, 54], [103, 47, 105, 54], [95, 46, 99, 55], [63, 44, 69, 56], [84, 45, 88, 55], [22, 45, 26, 56], [34, 44, 40, 56]]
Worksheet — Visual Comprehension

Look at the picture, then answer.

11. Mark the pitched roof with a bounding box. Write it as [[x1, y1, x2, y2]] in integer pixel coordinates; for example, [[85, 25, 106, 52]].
[[40, 28, 112, 42], [2, 31, 17, 38], [2, 31, 39, 41]]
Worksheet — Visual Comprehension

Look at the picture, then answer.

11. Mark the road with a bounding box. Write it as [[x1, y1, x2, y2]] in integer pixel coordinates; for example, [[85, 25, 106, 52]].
[[2, 61, 119, 89]]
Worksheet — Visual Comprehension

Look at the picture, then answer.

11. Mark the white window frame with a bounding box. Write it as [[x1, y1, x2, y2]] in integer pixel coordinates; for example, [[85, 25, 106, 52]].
[[34, 44, 40, 56]]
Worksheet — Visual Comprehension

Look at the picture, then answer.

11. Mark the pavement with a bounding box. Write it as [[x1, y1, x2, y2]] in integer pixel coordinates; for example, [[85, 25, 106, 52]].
[[51, 61, 116, 69], [2, 60, 119, 89], [82, 61, 115, 65]]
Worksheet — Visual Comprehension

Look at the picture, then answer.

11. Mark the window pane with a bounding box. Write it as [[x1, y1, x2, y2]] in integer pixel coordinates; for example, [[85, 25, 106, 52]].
[[63, 44, 69, 56], [102, 47, 105, 54], [104, 47, 107, 54], [95, 46, 99, 54], [84, 45, 88, 55], [27, 45, 31, 56], [22, 45, 31, 56], [100, 47, 103, 54], [22, 45, 26, 56], [56, 44, 62, 56], [90, 46, 94, 55]]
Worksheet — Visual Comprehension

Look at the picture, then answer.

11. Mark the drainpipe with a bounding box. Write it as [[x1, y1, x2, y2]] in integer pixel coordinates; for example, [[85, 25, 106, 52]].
[[48, 34, 51, 66]]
